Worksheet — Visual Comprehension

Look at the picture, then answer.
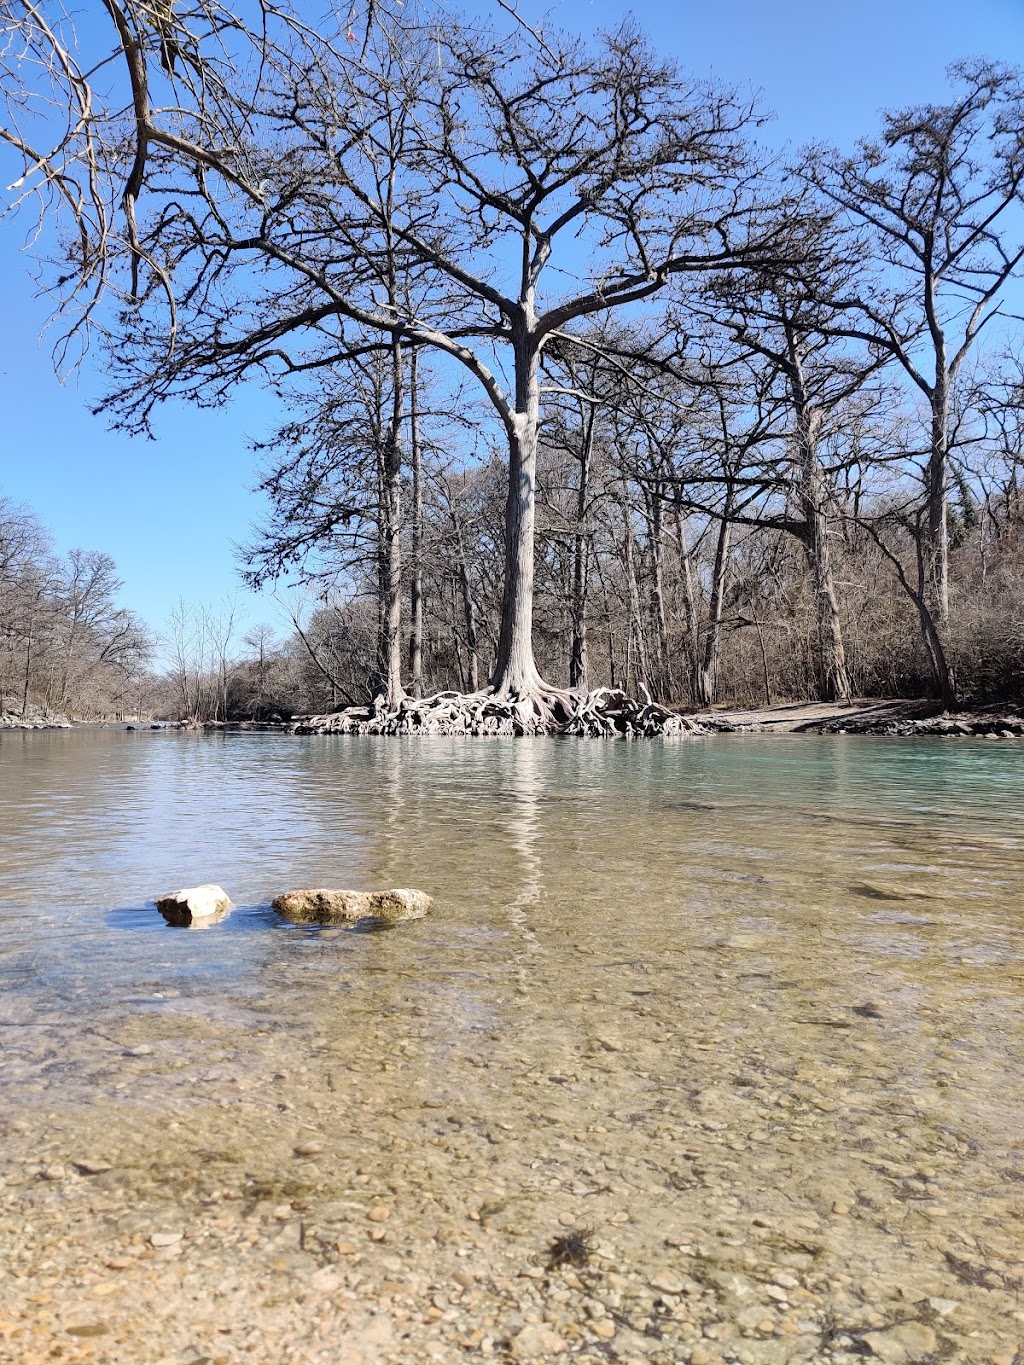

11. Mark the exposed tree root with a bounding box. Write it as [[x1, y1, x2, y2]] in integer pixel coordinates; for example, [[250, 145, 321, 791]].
[[289, 685, 707, 738]]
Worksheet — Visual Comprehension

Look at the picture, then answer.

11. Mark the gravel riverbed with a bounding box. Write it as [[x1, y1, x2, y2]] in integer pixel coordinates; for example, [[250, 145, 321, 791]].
[[3, 923, 1024, 1365]]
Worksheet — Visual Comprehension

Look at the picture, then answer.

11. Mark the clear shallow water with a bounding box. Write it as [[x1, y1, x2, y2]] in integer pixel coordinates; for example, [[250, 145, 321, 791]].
[[2, 730, 1024, 1362], [1, 731, 1022, 1019]]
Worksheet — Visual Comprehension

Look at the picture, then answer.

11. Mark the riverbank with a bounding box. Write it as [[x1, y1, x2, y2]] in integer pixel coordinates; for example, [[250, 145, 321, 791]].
[[5, 697, 1023, 738], [0, 702, 72, 730], [697, 699, 1024, 738], [205, 698, 1024, 739]]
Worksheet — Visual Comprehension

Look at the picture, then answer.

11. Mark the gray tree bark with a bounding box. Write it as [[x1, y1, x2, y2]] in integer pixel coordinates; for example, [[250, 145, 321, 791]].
[[408, 346, 424, 698], [569, 407, 595, 692]]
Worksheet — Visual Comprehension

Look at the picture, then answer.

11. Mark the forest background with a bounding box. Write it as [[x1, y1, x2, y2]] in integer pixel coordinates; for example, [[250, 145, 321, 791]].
[[2, 0, 1024, 724]]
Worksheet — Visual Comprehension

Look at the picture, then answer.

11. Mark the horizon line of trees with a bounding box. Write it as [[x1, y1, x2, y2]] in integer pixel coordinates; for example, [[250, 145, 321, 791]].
[[0, 496, 153, 719], [2, 4, 1024, 713]]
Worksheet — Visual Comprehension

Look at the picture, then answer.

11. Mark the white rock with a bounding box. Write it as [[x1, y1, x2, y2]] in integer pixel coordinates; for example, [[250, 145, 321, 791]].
[[149, 1230, 183, 1247], [155, 884, 232, 925], [927, 1296, 960, 1317]]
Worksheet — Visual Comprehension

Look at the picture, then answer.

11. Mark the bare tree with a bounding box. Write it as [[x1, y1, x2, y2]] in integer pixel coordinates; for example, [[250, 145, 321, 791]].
[[79, 17, 785, 715], [805, 60, 1024, 705]]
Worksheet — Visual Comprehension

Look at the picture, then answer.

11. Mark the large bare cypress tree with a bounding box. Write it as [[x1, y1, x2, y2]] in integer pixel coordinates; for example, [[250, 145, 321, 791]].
[[83, 15, 785, 703]]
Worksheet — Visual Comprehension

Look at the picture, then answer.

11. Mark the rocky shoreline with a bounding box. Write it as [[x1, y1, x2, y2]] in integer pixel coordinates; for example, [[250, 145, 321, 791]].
[[0, 702, 72, 730], [6, 699, 1023, 738], [695, 699, 1024, 738]]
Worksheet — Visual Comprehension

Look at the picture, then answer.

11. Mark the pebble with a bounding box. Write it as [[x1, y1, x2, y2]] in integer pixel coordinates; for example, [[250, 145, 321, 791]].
[[651, 1270, 685, 1294], [862, 1321, 937, 1362], [124, 1045, 154, 1057], [928, 1297, 960, 1316], [368, 1206, 391, 1222], [149, 1230, 183, 1247], [510, 1325, 568, 1358], [293, 1141, 324, 1157]]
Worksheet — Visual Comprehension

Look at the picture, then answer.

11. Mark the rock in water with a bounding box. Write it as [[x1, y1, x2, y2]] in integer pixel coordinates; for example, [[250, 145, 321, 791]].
[[155, 884, 232, 926], [272, 888, 432, 925]]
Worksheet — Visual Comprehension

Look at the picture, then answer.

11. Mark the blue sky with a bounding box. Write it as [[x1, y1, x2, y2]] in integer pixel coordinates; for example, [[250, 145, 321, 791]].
[[2, 0, 1023, 655]]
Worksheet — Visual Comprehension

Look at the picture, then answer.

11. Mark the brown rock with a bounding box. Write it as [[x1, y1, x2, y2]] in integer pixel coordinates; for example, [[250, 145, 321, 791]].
[[272, 888, 432, 925]]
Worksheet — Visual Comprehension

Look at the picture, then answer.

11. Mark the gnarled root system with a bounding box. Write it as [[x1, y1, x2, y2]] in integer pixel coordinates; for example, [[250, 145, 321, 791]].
[[289, 686, 706, 738]]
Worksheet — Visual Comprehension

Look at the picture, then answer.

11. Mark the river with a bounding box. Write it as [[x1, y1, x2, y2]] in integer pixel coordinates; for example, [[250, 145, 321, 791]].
[[1, 730, 1023, 1363]]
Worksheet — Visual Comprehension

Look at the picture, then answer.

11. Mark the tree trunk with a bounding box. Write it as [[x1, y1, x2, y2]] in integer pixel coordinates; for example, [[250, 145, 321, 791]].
[[647, 488, 672, 700], [20, 618, 33, 717], [674, 509, 707, 707], [408, 346, 424, 698], [450, 503, 481, 693], [621, 500, 650, 696], [458, 552, 480, 693], [492, 323, 543, 696], [379, 333, 404, 708], [699, 510, 732, 708], [794, 400, 852, 702], [928, 368, 950, 627], [913, 506, 957, 709], [569, 407, 594, 691]]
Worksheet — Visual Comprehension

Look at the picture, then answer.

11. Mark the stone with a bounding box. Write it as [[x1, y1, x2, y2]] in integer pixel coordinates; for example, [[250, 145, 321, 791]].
[[509, 1324, 568, 1358], [650, 1270, 685, 1294], [272, 887, 432, 924], [862, 1321, 937, 1362], [293, 1141, 323, 1157], [368, 1205, 391, 1222], [149, 1230, 184, 1247], [155, 884, 232, 926], [927, 1297, 959, 1317]]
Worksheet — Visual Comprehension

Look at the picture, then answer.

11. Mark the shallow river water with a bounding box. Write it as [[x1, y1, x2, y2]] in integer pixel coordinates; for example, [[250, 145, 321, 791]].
[[1, 730, 1023, 1365]]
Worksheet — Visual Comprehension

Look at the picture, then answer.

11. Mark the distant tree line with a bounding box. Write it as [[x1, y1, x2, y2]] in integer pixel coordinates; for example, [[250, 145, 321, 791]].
[[0, 498, 152, 718], [2, 3, 1023, 714]]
